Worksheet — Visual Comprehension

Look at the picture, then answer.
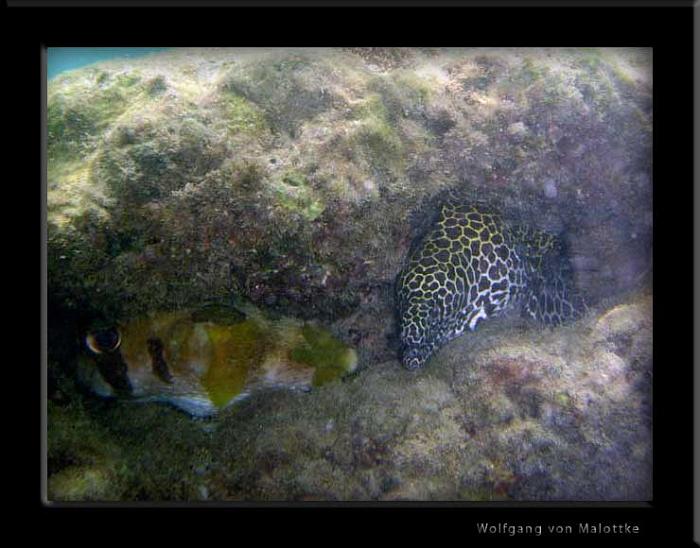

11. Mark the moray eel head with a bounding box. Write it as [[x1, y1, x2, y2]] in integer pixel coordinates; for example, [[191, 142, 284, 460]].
[[396, 201, 586, 371], [400, 344, 432, 371]]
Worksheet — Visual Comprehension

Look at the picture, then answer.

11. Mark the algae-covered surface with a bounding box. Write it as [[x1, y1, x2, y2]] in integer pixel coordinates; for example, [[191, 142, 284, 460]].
[[46, 47, 652, 502]]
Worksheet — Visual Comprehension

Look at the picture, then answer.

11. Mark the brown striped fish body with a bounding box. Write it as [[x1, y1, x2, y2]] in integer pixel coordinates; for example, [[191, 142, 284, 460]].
[[78, 308, 358, 417]]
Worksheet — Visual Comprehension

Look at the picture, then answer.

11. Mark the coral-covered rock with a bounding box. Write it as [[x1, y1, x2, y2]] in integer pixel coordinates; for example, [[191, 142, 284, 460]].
[[48, 291, 651, 501], [47, 48, 652, 501], [48, 47, 651, 325]]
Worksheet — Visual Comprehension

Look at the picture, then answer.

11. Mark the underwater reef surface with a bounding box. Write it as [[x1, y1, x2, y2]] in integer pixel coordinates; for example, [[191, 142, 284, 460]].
[[48, 290, 651, 501], [47, 47, 652, 501]]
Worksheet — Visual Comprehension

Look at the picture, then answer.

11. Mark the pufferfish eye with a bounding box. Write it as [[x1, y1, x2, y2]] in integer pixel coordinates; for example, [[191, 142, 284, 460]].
[[85, 327, 122, 354]]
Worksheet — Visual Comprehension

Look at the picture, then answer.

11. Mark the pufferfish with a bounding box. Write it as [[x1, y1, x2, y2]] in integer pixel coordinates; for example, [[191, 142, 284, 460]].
[[78, 304, 358, 417], [397, 201, 587, 370]]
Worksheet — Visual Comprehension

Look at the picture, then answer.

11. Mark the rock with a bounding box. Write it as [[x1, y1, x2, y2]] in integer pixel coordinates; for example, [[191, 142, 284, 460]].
[[48, 47, 651, 323], [543, 178, 558, 199], [47, 47, 652, 501], [48, 291, 652, 501]]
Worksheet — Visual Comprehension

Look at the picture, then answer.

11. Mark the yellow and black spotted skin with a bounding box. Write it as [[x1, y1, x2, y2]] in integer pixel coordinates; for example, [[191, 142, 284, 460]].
[[397, 203, 586, 370]]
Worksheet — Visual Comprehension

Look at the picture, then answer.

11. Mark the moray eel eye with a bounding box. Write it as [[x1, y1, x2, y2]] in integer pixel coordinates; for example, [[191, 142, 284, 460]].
[[85, 327, 122, 354]]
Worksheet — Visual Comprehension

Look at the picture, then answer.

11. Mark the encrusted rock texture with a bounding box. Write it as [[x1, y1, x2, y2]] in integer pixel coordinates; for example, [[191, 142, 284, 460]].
[[47, 47, 652, 501]]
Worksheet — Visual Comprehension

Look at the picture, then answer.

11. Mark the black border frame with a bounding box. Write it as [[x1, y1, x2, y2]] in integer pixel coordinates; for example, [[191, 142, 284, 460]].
[[9, 1, 694, 545]]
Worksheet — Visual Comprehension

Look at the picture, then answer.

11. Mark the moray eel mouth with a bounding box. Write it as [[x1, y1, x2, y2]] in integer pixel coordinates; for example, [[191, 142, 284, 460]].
[[401, 345, 432, 371], [397, 201, 587, 370]]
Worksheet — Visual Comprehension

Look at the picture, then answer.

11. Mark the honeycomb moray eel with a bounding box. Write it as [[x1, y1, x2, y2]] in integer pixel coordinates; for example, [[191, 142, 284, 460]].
[[78, 306, 358, 417], [397, 202, 587, 370]]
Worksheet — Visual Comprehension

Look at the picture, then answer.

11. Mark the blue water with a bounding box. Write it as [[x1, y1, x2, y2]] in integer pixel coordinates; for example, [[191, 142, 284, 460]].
[[47, 48, 172, 80]]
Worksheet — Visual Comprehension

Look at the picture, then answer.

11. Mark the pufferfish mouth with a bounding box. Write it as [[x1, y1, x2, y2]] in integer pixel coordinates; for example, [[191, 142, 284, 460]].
[[85, 327, 122, 354]]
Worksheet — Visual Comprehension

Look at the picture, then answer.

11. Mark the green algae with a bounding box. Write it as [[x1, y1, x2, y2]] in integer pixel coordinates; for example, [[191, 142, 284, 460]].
[[47, 398, 126, 501], [223, 53, 331, 136], [47, 67, 170, 242], [115, 72, 143, 88], [521, 56, 549, 83], [390, 70, 433, 107], [47, 71, 148, 164], [47, 157, 111, 231], [218, 92, 268, 136], [276, 192, 325, 222], [350, 92, 390, 121], [283, 171, 307, 187], [575, 48, 605, 72], [355, 119, 404, 171], [274, 171, 326, 221], [48, 465, 119, 501], [349, 93, 404, 174]]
